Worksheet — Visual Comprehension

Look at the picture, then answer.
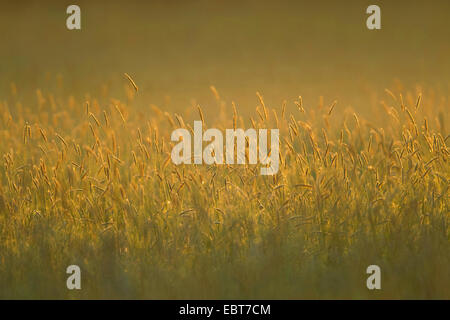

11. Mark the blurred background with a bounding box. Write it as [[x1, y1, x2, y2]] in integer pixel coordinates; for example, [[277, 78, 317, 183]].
[[1, 0, 449, 117]]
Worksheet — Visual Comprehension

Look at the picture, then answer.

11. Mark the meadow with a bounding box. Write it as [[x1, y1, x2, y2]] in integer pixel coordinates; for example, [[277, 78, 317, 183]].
[[0, 80, 448, 298], [0, 1, 448, 299]]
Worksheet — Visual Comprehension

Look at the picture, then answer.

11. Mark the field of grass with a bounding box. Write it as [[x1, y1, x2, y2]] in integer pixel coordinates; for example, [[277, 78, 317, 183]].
[[0, 81, 448, 298], [0, 1, 448, 299]]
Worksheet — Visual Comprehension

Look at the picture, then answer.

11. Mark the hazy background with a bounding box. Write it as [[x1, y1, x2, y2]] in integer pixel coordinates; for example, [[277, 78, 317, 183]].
[[1, 0, 449, 117]]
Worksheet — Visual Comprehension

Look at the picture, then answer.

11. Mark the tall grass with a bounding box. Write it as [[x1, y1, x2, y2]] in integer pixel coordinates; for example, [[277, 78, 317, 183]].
[[0, 81, 448, 299]]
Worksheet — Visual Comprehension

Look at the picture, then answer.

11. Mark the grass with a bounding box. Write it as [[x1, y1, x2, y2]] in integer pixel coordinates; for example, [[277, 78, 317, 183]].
[[0, 80, 448, 299]]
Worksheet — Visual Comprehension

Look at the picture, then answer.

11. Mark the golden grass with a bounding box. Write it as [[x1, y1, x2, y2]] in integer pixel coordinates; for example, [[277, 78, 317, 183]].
[[0, 81, 448, 299]]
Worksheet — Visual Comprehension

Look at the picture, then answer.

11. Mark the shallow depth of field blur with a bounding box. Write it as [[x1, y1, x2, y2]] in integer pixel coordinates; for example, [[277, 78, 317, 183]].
[[0, 0, 449, 299]]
